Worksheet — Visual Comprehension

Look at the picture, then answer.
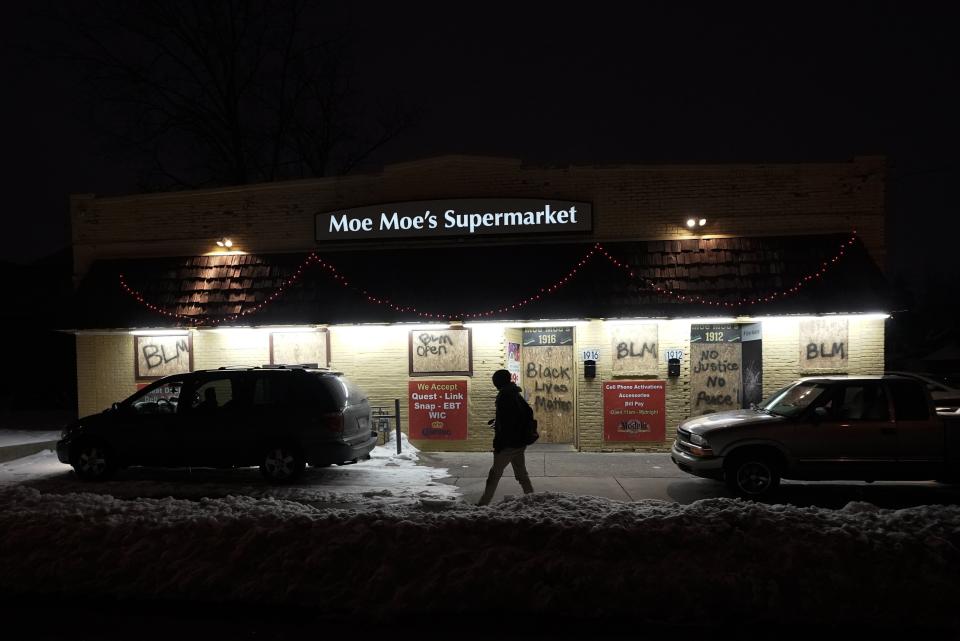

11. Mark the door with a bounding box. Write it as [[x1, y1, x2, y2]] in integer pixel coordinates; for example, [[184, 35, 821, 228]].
[[888, 379, 944, 478], [177, 374, 243, 466], [113, 378, 186, 465], [521, 328, 575, 444], [792, 381, 898, 479]]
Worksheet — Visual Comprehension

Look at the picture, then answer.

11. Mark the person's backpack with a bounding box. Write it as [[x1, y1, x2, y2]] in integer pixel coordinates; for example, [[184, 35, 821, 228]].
[[516, 393, 539, 446]]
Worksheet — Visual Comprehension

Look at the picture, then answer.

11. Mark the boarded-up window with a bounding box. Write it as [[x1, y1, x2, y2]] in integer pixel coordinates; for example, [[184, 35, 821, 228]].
[[690, 324, 741, 416], [611, 324, 659, 376], [270, 330, 330, 367], [409, 328, 472, 376], [135, 334, 193, 380], [799, 319, 849, 372]]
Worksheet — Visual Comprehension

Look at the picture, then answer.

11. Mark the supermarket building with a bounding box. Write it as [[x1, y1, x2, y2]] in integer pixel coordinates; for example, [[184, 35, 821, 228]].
[[68, 155, 890, 452]]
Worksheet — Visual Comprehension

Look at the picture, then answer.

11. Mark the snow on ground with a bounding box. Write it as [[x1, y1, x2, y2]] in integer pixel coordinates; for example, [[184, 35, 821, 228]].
[[2, 437, 959, 629], [0, 434, 458, 507]]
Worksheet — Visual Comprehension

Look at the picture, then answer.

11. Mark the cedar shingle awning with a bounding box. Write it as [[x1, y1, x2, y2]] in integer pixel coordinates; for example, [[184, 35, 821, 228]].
[[71, 234, 890, 329]]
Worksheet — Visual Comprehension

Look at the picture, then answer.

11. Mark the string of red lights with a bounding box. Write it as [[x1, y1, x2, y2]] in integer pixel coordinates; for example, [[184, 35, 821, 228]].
[[119, 233, 858, 325]]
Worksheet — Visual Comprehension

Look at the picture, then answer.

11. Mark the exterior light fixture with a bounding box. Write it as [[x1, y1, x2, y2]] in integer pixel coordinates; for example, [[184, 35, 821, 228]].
[[686, 218, 697, 228], [216, 237, 233, 248], [698, 218, 707, 227]]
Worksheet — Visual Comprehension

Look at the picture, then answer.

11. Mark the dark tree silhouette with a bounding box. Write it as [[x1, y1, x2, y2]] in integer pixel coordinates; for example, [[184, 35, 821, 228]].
[[54, 0, 414, 189]]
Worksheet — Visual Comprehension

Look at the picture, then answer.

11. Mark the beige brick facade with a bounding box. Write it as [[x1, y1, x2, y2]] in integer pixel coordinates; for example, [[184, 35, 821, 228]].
[[70, 155, 886, 280], [77, 316, 885, 452], [71, 154, 888, 451]]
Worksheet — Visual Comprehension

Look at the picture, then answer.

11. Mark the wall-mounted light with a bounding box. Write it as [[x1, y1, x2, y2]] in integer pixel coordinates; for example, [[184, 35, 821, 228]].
[[216, 237, 233, 248], [685, 218, 708, 229]]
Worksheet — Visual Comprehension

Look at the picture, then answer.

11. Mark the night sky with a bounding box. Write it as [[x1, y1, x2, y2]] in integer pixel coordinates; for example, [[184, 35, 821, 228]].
[[2, 2, 958, 298]]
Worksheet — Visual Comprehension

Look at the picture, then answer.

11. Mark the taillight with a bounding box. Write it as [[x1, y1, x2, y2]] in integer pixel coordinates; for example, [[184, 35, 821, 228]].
[[320, 412, 344, 433]]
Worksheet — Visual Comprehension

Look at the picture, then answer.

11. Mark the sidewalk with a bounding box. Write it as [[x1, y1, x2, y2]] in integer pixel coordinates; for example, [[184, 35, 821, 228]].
[[417, 446, 732, 504], [0, 430, 61, 463]]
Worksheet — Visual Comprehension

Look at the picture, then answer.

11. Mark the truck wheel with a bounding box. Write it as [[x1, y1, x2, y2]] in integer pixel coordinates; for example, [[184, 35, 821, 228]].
[[71, 439, 117, 481], [725, 455, 780, 498]]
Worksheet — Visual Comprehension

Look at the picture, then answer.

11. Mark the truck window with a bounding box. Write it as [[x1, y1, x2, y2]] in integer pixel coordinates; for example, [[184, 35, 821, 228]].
[[889, 382, 930, 421], [822, 383, 889, 421]]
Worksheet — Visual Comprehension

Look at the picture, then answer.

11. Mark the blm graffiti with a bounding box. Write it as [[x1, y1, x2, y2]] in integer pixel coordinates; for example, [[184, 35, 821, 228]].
[[690, 324, 741, 416], [135, 335, 192, 379], [611, 324, 658, 376], [799, 318, 848, 372], [522, 328, 575, 444], [409, 328, 472, 375]]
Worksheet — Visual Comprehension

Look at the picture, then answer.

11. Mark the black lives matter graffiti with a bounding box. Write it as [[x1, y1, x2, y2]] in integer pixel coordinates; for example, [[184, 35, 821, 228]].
[[611, 324, 658, 376], [135, 335, 193, 379], [409, 328, 473, 375], [690, 325, 741, 415], [522, 328, 575, 443], [799, 319, 848, 372]]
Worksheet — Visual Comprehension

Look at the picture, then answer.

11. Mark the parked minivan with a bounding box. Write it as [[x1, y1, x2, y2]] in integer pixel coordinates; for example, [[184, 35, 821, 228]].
[[57, 366, 377, 483]]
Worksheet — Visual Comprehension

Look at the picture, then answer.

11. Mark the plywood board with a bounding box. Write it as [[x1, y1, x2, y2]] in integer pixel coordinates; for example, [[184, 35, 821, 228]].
[[611, 324, 659, 376], [135, 334, 193, 380], [522, 344, 575, 443], [409, 328, 472, 375], [270, 330, 329, 367], [689, 341, 742, 415], [799, 319, 849, 372]]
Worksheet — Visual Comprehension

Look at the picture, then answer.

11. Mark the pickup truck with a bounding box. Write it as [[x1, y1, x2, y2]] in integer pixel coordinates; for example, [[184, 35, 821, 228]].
[[671, 375, 960, 498]]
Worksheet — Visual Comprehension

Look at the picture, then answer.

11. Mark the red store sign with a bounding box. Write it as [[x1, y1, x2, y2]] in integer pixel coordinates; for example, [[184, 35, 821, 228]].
[[408, 380, 468, 440], [603, 380, 666, 442]]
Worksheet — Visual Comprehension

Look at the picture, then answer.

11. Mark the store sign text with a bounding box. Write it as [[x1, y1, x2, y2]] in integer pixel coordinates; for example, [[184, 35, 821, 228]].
[[316, 199, 593, 240]]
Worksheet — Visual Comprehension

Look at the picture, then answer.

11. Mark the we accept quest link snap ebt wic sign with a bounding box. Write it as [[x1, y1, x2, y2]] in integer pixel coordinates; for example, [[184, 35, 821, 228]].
[[315, 199, 593, 240]]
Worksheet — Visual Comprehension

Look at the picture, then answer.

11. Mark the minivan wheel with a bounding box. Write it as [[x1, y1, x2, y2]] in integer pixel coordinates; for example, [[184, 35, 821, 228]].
[[260, 445, 305, 483], [725, 456, 780, 498], [71, 440, 117, 481]]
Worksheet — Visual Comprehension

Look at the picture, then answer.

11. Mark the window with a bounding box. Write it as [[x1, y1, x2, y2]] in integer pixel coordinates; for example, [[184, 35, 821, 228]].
[[822, 384, 889, 421], [189, 378, 234, 412], [761, 382, 829, 417], [130, 380, 183, 415], [253, 376, 293, 406], [889, 382, 930, 421]]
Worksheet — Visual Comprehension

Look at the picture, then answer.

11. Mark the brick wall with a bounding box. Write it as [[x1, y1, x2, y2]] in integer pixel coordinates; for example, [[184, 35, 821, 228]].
[[76, 334, 136, 417], [75, 317, 885, 452], [70, 155, 886, 279]]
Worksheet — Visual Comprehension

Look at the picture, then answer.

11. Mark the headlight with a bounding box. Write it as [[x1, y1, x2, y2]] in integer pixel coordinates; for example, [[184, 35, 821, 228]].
[[690, 432, 708, 446], [60, 421, 81, 439]]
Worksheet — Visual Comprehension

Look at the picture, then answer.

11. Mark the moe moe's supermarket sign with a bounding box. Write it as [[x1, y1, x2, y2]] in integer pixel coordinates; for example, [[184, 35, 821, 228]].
[[315, 199, 592, 241]]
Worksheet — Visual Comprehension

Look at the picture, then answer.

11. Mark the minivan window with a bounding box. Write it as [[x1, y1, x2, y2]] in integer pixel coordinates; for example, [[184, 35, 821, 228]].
[[253, 375, 293, 406], [188, 377, 235, 412], [128, 380, 184, 415]]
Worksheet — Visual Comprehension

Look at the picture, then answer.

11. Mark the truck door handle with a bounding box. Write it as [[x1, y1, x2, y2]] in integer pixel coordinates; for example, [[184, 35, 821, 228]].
[[880, 427, 896, 435]]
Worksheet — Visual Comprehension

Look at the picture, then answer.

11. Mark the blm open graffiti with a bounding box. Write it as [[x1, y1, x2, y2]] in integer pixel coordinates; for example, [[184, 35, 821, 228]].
[[134, 334, 193, 379], [409, 328, 473, 375], [522, 328, 574, 443]]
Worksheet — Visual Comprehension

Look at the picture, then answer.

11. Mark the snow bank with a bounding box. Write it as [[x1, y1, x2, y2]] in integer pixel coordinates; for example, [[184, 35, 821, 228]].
[[1, 487, 958, 629]]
